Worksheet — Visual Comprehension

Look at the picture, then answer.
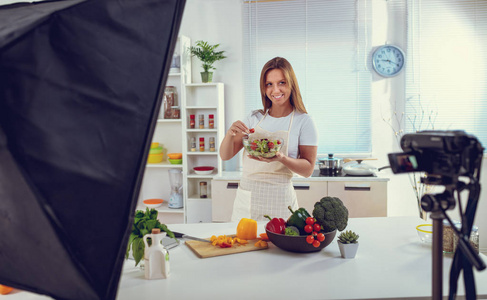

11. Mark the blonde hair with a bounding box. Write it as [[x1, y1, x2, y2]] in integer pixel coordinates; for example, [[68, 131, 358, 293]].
[[259, 57, 307, 114]]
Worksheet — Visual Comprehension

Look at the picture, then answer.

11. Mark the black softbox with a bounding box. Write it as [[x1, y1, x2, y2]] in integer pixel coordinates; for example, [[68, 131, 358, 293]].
[[0, 0, 185, 299]]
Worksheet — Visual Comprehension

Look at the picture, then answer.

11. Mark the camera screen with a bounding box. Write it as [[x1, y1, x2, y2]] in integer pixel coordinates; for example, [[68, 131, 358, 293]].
[[388, 153, 420, 173]]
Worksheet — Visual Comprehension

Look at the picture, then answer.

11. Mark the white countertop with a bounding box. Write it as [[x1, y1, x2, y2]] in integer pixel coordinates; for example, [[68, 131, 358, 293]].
[[213, 170, 390, 182], [9, 217, 487, 299]]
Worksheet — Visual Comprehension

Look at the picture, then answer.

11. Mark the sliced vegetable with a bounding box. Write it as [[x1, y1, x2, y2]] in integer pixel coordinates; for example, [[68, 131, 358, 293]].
[[259, 233, 269, 241], [254, 240, 268, 248], [264, 215, 286, 234]]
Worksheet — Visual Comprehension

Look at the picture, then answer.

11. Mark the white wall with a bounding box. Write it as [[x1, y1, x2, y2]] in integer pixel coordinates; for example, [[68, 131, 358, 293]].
[[180, 0, 486, 250]]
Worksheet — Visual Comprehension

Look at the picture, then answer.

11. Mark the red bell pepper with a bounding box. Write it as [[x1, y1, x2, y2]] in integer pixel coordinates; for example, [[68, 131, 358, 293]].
[[264, 215, 286, 234]]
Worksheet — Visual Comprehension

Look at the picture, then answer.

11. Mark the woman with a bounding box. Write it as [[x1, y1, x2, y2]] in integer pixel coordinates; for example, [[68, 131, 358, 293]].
[[220, 57, 318, 221]]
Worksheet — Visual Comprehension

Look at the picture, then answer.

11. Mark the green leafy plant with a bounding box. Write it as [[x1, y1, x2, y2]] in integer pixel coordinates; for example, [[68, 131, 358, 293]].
[[188, 40, 226, 72], [125, 208, 175, 266], [338, 230, 359, 244]]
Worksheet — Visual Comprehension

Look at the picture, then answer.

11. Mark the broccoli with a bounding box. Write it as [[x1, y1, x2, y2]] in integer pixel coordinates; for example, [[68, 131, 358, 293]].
[[284, 226, 299, 236], [312, 196, 349, 233]]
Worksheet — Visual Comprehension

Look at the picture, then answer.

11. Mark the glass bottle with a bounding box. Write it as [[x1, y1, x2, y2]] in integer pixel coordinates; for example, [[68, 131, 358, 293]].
[[454, 225, 479, 254], [199, 137, 205, 152], [189, 114, 195, 129], [190, 137, 196, 152], [199, 114, 204, 129], [163, 86, 177, 119], [199, 182, 208, 198], [209, 137, 215, 152], [208, 114, 214, 129]]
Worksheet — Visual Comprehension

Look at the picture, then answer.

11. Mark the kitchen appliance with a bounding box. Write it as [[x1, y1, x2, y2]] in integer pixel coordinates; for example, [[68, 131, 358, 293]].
[[342, 159, 390, 176], [317, 153, 343, 176], [168, 168, 183, 209]]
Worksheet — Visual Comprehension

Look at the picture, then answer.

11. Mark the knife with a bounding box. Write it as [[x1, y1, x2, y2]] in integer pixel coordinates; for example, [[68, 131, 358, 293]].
[[172, 231, 211, 243]]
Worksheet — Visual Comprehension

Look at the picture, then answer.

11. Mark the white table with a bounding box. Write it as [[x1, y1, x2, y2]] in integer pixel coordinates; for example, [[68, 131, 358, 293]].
[[8, 217, 487, 299]]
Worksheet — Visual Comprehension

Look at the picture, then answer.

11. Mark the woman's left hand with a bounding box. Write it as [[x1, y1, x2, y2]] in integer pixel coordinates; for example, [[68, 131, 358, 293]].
[[247, 152, 284, 163]]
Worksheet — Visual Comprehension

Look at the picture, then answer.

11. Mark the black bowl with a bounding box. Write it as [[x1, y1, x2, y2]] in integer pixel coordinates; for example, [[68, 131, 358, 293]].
[[266, 229, 337, 253]]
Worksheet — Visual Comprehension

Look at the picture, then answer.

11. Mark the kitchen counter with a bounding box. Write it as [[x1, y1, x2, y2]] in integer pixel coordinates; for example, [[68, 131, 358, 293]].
[[213, 170, 390, 182], [10, 217, 487, 299]]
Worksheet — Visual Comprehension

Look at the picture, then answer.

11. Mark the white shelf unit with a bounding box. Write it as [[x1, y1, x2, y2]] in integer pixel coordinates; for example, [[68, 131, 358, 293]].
[[138, 35, 191, 224], [182, 83, 225, 223]]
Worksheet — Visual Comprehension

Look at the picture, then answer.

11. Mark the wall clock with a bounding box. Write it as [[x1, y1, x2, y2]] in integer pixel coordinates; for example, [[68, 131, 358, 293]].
[[372, 45, 405, 77]]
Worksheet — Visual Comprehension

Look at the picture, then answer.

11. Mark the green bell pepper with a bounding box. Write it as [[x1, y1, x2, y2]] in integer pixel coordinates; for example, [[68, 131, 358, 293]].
[[287, 206, 311, 235]]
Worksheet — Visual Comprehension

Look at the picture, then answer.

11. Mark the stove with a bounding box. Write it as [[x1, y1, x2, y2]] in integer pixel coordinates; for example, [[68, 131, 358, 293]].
[[311, 169, 377, 178]]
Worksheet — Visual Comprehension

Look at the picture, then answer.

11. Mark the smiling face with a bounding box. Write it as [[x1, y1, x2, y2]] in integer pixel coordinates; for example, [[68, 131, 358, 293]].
[[265, 69, 291, 108]]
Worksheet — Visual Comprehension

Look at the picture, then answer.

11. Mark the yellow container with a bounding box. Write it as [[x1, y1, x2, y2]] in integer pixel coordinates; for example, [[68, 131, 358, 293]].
[[148, 153, 163, 163]]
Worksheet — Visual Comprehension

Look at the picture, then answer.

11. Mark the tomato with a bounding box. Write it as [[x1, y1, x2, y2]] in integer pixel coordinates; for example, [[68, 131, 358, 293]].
[[250, 142, 258, 150], [305, 217, 315, 225], [268, 142, 275, 149], [313, 223, 321, 232], [306, 235, 314, 244], [249, 128, 255, 133], [317, 232, 325, 242], [304, 224, 313, 233], [312, 240, 321, 248]]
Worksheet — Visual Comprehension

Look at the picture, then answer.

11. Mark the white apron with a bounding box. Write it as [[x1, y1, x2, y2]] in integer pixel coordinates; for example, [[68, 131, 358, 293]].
[[231, 110, 298, 221]]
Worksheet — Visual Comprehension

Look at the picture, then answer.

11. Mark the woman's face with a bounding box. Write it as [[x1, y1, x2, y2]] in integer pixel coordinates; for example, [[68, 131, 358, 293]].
[[265, 69, 291, 107]]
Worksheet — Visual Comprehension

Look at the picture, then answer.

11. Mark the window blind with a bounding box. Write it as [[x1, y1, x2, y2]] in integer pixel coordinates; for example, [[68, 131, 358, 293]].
[[406, 0, 487, 149], [242, 0, 372, 155]]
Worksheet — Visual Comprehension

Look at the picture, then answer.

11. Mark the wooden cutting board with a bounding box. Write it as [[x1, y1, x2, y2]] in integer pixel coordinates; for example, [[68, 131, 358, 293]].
[[185, 237, 268, 258]]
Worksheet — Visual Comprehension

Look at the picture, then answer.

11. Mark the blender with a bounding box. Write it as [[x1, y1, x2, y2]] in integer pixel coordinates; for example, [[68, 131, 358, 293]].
[[168, 168, 183, 208]]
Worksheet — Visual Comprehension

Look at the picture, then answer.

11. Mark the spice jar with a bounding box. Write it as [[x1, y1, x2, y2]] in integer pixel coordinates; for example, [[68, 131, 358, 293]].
[[199, 182, 208, 198], [443, 219, 461, 253], [209, 137, 215, 152], [199, 114, 204, 129], [171, 106, 180, 119], [189, 115, 195, 129], [453, 225, 479, 254], [190, 137, 196, 152], [208, 114, 214, 129], [199, 137, 205, 152], [163, 86, 177, 119]]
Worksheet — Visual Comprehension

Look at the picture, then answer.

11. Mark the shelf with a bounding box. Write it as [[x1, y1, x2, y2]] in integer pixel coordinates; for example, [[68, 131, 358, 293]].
[[168, 72, 181, 76], [185, 106, 218, 110], [187, 196, 212, 202], [186, 152, 218, 156], [186, 83, 221, 87], [186, 128, 218, 133], [146, 162, 183, 168], [157, 119, 182, 123], [136, 203, 184, 214]]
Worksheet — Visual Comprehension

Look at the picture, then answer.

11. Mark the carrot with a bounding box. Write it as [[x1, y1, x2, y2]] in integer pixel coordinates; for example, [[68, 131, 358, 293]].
[[0, 284, 13, 295]]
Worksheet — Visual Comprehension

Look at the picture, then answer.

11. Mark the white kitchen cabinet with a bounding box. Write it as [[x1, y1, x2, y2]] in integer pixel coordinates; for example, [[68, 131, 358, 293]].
[[182, 83, 225, 223], [138, 35, 191, 222], [211, 176, 388, 222]]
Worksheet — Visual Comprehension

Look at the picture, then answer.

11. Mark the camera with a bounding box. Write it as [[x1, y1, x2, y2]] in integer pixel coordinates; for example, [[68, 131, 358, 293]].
[[388, 130, 482, 181]]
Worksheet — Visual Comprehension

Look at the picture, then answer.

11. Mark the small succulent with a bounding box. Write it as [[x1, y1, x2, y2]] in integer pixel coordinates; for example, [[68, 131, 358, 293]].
[[338, 230, 359, 244]]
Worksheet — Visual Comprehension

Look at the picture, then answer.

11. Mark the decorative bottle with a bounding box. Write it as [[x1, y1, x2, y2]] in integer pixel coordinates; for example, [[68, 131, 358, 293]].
[[143, 228, 170, 280]]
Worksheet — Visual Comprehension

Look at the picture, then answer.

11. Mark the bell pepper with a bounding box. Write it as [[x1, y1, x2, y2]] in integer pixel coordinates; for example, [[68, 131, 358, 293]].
[[236, 218, 257, 240], [264, 215, 286, 234], [287, 206, 311, 234]]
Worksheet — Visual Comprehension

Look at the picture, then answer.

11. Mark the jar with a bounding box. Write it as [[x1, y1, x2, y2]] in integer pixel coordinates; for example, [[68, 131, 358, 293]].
[[171, 106, 180, 119], [209, 137, 215, 152], [190, 137, 196, 152], [199, 114, 204, 129], [163, 86, 177, 119], [443, 219, 461, 253], [189, 115, 195, 129], [199, 137, 205, 152], [208, 114, 214, 129], [453, 225, 479, 254], [199, 182, 208, 198]]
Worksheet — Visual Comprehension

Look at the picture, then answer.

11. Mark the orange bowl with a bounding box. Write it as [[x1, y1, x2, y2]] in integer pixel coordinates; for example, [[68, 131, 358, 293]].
[[143, 198, 164, 208], [167, 153, 182, 159]]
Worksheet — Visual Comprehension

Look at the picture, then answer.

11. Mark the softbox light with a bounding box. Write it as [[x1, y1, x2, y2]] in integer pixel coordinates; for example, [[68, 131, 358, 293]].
[[0, 0, 185, 299]]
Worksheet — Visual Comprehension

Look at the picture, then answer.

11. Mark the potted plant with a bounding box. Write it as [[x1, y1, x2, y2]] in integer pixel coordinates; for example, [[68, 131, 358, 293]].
[[188, 40, 226, 83], [125, 208, 175, 266], [337, 230, 359, 259]]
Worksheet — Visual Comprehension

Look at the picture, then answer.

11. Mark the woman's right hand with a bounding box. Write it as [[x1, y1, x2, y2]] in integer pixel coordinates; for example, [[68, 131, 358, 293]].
[[227, 120, 249, 137]]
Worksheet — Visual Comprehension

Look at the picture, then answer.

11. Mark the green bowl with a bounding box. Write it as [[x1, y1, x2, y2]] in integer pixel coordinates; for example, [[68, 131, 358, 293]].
[[168, 158, 182, 164]]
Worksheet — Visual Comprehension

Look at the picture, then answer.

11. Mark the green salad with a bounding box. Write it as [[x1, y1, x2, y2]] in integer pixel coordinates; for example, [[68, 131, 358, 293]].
[[244, 138, 282, 158]]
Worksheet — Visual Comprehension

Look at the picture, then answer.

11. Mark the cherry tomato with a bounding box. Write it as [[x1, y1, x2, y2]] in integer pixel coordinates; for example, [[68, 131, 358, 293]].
[[312, 240, 321, 248], [317, 233, 325, 242], [268, 142, 275, 149], [249, 128, 255, 133], [250, 142, 258, 150], [313, 223, 321, 232], [306, 235, 314, 244], [305, 217, 315, 225], [304, 224, 313, 233]]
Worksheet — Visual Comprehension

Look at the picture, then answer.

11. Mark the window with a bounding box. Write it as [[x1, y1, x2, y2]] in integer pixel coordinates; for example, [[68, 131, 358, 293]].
[[406, 0, 487, 149], [242, 0, 372, 155]]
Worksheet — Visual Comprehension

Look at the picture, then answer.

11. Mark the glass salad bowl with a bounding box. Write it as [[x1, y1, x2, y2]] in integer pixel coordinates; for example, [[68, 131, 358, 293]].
[[242, 136, 283, 158]]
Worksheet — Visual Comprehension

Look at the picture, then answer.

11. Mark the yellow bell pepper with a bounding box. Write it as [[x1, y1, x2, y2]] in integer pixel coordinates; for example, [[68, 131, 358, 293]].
[[236, 218, 257, 240]]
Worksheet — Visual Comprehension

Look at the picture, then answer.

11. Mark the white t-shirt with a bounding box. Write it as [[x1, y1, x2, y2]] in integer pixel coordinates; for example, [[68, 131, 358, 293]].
[[243, 110, 318, 159]]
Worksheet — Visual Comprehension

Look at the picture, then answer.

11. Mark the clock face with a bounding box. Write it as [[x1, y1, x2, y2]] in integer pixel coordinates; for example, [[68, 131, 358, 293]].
[[372, 45, 405, 77]]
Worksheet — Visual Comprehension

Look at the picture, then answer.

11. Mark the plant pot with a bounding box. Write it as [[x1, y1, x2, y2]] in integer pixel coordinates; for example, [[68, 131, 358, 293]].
[[338, 241, 359, 258], [201, 71, 213, 83]]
